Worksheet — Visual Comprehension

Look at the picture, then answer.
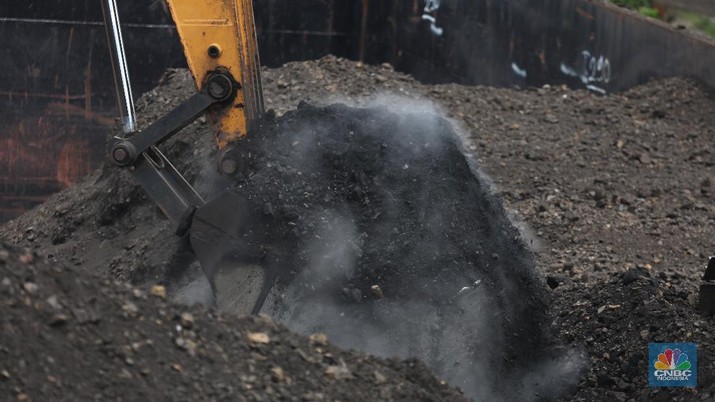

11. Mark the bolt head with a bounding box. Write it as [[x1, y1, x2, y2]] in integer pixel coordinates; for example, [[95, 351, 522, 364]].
[[207, 74, 232, 101], [221, 158, 238, 175], [113, 147, 128, 163]]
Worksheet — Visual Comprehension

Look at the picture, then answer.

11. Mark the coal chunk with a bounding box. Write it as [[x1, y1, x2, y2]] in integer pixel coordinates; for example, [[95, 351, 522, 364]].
[[547, 274, 567, 289]]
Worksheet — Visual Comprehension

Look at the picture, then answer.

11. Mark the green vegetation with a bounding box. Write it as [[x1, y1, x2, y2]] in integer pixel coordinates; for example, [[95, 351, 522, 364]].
[[611, 0, 651, 8], [610, 0, 715, 38], [680, 11, 715, 37], [611, 0, 660, 19], [638, 6, 660, 19]]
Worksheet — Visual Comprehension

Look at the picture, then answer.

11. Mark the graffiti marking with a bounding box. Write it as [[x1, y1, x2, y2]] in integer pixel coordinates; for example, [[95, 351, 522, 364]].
[[422, 0, 444, 36], [561, 50, 611, 94]]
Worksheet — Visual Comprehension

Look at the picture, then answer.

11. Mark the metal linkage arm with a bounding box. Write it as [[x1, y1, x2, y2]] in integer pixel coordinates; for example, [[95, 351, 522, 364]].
[[109, 72, 235, 167], [132, 148, 205, 235], [106, 72, 237, 234], [101, 0, 255, 237]]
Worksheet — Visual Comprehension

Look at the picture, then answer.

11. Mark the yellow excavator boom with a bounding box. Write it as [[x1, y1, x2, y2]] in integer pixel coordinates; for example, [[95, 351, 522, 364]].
[[166, 0, 264, 149]]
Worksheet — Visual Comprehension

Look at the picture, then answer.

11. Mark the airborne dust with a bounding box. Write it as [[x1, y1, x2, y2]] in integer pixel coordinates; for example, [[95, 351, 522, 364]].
[[188, 96, 586, 401]]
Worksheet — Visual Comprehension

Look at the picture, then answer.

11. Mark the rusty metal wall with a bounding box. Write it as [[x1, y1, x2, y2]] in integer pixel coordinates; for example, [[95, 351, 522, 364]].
[[1, 0, 715, 222], [0, 0, 359, 222]]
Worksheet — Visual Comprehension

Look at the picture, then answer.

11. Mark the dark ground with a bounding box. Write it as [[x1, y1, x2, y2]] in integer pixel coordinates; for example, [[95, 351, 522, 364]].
[[2, 56, 714, 401], [0, 243, 462, 401]]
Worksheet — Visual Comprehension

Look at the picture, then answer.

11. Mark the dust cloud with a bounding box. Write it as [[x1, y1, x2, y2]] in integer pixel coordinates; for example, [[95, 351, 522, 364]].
[[182, 94, 585, 400]]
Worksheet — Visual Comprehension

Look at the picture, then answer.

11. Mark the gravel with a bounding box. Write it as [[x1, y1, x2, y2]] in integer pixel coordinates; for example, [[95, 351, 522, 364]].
[[0, 243, 463, 401]]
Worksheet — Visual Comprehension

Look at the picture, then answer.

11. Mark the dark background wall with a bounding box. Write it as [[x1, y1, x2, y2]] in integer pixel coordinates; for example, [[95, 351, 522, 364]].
[[1, 0, 714, 222]]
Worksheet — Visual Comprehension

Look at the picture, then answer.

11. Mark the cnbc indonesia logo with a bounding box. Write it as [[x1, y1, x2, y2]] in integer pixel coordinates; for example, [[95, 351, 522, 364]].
[[649, 343, 697, 387], [654, 349, 691, 378]]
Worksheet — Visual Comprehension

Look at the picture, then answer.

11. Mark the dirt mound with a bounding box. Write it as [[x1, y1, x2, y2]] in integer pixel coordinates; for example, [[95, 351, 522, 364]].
[[553, 268, 714, 401], [3, 56, 715, 401], [1, 64, 565, 400], [0, 70, 211, 289], [0, 243, 464, 401]]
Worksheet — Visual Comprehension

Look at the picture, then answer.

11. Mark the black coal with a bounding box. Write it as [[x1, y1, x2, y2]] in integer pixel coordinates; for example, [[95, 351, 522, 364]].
[[204, 102, 568, 400]]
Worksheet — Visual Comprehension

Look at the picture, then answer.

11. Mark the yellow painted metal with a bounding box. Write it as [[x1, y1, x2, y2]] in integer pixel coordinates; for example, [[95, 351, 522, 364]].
[[166, 0, 264, 148]]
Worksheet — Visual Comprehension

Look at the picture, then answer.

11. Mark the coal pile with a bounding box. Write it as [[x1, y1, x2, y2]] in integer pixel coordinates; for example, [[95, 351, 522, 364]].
[[0, 66, 571, 401], [210, 101, 566, 400]]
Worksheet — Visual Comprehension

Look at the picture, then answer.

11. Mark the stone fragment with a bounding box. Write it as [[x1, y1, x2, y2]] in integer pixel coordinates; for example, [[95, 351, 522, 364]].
[[270, 367, 285, 382], [246, 332, 270, 344], [546, 275, 566, 289], [309, 333, 328, 346], [48, 313, 68, 327], [149, 285, 167, 299], [370, 284, 384, 298], [325, 364, 352, 380], [179, 312, 194, 328], [22, 282, 38, 294], [374, 371, 387, 384]]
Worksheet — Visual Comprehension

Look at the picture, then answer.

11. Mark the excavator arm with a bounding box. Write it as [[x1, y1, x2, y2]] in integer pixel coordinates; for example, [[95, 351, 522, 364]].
[[166, 0, 264, 149], [102, 0, 270, 313]]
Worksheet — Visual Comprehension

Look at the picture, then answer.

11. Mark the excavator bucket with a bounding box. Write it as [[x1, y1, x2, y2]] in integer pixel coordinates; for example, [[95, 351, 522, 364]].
[[164, 0, 268, 313], [189, 191, 273, 314]]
